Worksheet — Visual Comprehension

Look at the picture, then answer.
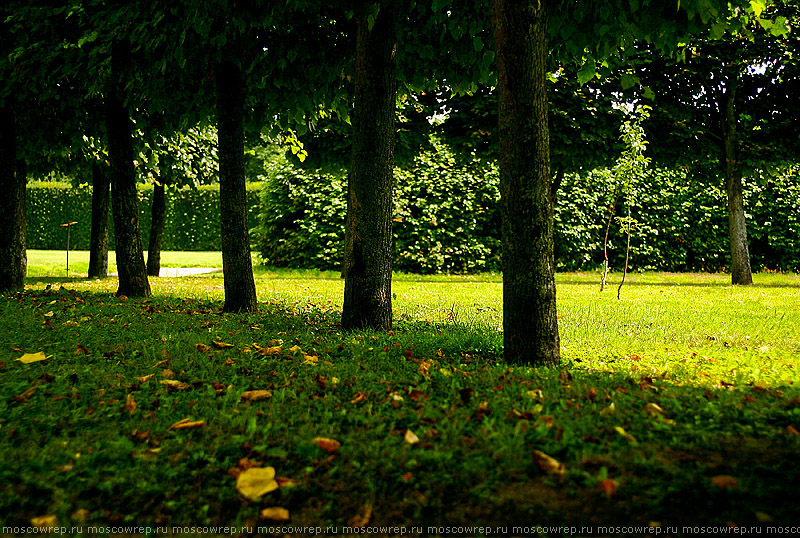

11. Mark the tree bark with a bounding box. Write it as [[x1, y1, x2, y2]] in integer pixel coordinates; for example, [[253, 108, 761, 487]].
[[216, 57, 258, 313], [147, 183, 167, 277], [0, 105, 27, 292], [492, 0, 560, 366], [341, 2, 397, 331], [721, 80, 753, 285], [106, 39, 151, 298], [88, 162, 110, 278]]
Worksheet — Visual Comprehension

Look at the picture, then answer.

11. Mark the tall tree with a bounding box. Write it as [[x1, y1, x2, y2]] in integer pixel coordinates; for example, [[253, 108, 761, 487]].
[[341, 2, 398, 330], [106, 39, 151, 297], [217, 56, 258, 312], [492, 0, 560, 365], [0, 105, 27, 292], [630, 1, 798, 284], [88, 162, 111, 278]]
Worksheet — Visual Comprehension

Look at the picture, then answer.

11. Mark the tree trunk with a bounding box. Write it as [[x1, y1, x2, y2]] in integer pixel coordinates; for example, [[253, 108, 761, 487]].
[[341, 2, 397, 331], [721, 80, 753, 285], [88, 162, 110, 278], [106, 39, 151, 298], [492, 0, 560, 366], [0, 105, 27, 292], [147, 183, 167, 277], [216, 57, 258, 313]]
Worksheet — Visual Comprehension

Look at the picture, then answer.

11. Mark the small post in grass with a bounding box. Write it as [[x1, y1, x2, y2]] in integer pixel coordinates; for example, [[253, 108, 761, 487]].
[[60, 221, 78, 276]]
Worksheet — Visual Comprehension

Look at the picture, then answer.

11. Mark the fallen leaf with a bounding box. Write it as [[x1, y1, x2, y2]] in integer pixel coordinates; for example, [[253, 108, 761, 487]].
[[404, 429, 420, 445], [786, 425, 799, 436], [31, 515, 58, 528], [241, 390, 273, 401], [312, 437, 341, 453], [236, 466, 278, 500], [614, 426, 638, 444], [755, 512, 773, 523], [123, 394, 137, 414], [600, 402, 616, 415], [711, 475, 738, 489], [532, 450, 565, 476], [418, 359, 434, 377], [194, 343, 211, 353], [13, 386, 37, 403], [16, 352, 51, 364], [643, 402, 665, 416], [75, 343, 90, 355], [260, 507, 289, 521], [160, 380, 191, 391], [303, 354, 319, 364], [212, 340, 234, 349], [348, 503, 373, 528], [168, 418, 205, 431], [350, 391, 368, 404], [276, 476, 299, 488], [71, 509, 89, 521], [599, 479, 619, 497], [136, 374, 155, 383], [288, 345, 303, 353]]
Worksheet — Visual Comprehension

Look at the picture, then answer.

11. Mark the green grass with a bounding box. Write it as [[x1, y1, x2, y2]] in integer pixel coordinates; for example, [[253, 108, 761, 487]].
[[2, 255, 800, 535]]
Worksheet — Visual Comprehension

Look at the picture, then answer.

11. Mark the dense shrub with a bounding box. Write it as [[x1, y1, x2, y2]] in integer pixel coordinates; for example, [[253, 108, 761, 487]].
[[255, 142, 501, 273], [26, 182, 262, 251], [256, 143, 800, 273]]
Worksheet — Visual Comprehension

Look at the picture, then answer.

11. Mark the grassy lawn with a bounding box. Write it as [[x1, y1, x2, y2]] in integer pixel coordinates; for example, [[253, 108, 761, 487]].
[[2, 253, 800, 535]]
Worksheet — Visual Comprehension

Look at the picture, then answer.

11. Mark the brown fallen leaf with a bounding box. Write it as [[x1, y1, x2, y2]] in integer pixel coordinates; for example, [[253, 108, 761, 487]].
[[160, 380, 191, 391], [241, 390, 273, 401], [212, 340, 234, 349], [194, 343, 211, 353], [312, 437, 341, 453], [123, 394, 137, 414], [13, 386, 37, 403], [348, 503, 373, 528], [532, 449, 565, 476], [350, 391, 368, 404], [599, 479, 619, 497], [16, 352, 51, 364], [786, 425, 799, 436], [136, 373, 155, 383], [236, 466, 278, 500], [711, 475, 738, 489], [260, 507, 290, 522], [168, 418, 205, 431]]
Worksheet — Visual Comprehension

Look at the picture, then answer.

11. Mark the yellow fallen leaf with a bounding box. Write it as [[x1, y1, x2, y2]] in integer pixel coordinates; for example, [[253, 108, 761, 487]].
[[348, 503, 373, 528], [303, 354, 319, 364], [614, 426, 638, 444], [212, 340, 234, 349], [404, 429, 420, 445], [136, 374, 155, 383], [711, 475, 738, 489], [71, 509, 89, 521], [168, 418, 205, 431], [236, 466, 278, 500], [160, 380, 191, 391], [17, 352, 51, 364], [643, 402, 665, 416], [532, 450, 565, 475], [312, 437, 341, 453], [31, 515, 58, 528], [260, 507, 289, 521], [288, 345, 302, 353], [600, 402, 616, 416], [241, 390, 273, 401]]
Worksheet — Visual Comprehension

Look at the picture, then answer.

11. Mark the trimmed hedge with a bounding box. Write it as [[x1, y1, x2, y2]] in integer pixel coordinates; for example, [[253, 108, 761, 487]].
[[255, 144, 800, 273], [26, 182, 262, 251]]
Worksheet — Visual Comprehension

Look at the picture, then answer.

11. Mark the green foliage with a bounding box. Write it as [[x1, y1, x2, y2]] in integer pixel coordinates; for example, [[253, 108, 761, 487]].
[[256, 141, 501, 274], [255, 141, 800, 274], [25, 182, 262, 252]]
